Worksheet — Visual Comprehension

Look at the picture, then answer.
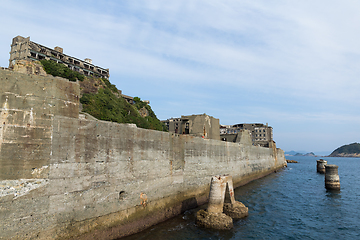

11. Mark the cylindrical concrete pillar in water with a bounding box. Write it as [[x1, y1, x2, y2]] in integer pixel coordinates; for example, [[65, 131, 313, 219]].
[[317, 159, 327, 174], [196, 175, 233, 230], [325, 164, 340, 190], [207, 176, 227, 213]]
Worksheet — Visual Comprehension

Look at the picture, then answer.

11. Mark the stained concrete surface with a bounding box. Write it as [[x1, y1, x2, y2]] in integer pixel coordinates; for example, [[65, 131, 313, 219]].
[[0, 69, 286, 239]]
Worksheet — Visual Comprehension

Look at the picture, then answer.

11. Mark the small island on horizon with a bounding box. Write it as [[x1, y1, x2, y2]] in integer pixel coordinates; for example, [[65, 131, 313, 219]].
[[285, 151, 317, 157]]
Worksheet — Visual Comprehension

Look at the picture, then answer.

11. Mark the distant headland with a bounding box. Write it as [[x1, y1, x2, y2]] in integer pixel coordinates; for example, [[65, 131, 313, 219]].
[[328, 143, 360, 158], [285, 151, 317, 157]]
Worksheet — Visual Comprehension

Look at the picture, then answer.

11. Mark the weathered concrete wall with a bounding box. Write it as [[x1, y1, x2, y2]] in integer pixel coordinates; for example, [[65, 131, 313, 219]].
[[0, 69, 286, 240], [185, 114, 220, 140], [0, 69, 79, 180]]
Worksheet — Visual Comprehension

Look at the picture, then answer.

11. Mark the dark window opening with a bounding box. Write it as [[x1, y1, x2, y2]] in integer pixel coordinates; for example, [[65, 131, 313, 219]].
[[74, 60, 80, 66], [183, 121, 190, 134], [30, 52, 37, 58], [51, 51, 58, 57], [38, 55, 45, 60], [119, 191, 127, 200]]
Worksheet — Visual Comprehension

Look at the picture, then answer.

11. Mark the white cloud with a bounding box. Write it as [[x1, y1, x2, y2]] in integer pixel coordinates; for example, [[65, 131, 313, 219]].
[[1, 0, 359, 152]]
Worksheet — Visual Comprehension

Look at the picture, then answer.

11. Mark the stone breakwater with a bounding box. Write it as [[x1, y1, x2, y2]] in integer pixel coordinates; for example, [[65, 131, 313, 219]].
[[0, 69, 287, 240]]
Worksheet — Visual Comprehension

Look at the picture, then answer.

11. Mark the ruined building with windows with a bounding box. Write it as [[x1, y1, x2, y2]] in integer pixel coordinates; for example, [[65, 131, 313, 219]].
[[220, 123, 274, 147], [162, 114, 220, 140], [9, 35, 109, 79]]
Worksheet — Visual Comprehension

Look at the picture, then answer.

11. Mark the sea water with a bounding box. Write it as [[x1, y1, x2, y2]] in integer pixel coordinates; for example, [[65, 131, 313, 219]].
[[121, 156, 360, 240]]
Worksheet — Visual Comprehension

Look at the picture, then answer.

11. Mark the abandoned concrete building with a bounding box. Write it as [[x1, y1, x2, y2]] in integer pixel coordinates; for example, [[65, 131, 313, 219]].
[[9, 35, 109, 79], [162, 114, 220, 140], [220, 123, 274, 147]]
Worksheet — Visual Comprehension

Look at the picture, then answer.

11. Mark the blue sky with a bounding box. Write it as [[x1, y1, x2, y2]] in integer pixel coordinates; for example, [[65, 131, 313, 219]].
[[1, 0, 359, 154]]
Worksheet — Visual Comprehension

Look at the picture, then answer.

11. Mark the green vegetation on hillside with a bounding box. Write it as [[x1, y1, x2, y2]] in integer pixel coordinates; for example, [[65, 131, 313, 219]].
[[133, 97, 167, 131], [81, 89, 167, 131], [330, 143, 360, 156], [40, 59, 84, 82], [39, 59, 167, 131]]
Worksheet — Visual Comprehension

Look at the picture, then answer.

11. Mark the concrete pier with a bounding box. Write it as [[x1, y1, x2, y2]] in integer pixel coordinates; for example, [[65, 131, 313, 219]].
[[317, 159, 327, 174], [222, 176, 248, 219], [196, 176, 233, 230], [223, 201, 249, 219], [207, 176, 228, 213], [196, 175, 248, 229], [325, 164, 340, 190]]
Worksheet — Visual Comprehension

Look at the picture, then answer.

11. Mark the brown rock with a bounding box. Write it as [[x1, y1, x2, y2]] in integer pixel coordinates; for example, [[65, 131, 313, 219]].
[[195, 209, 233, 230], [223, 201, 248, 219], [10, 60, 47, 76]]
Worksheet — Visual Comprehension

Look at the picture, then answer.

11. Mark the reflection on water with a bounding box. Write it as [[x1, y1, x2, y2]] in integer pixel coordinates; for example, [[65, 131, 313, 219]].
[[121, 156, 360, 240], [326, 189, 341, 198]]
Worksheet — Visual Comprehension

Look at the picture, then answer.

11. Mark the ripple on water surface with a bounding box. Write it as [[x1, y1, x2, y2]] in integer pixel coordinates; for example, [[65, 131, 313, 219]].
[[121, 156, 360, 240]]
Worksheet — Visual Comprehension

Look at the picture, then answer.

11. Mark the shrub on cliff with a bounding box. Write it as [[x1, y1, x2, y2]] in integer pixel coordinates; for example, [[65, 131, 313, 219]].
[[80, 86, 167, 131], [101, 77, 118, 93], [39, 59, 165, 131], [133, 97, 168, 131], [40, 59, 84, 82]]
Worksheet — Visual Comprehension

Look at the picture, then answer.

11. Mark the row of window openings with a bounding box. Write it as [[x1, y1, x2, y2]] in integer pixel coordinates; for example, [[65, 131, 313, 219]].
[[255, 134, 266, 137], [30, 53, 100, 77], [30, 51, 108, 75], [174, 127, 190, 134], [175, 122, 189, 126], [255, 129, 266, 132], [226, 129, 266, 133], [68, 65, 98, 76]]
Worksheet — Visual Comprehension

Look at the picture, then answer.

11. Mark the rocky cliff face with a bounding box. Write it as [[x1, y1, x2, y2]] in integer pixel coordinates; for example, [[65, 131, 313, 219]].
[[9, 60, 47, 76]]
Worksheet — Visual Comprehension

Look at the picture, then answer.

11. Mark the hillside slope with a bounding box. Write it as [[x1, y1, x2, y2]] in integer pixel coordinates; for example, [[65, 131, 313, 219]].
[[40, 59, 167, 131], [329, 143, 360, 157]]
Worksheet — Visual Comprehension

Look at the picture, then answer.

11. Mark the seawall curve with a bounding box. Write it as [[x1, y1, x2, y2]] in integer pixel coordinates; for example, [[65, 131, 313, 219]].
[[0, 69, 286, 239]]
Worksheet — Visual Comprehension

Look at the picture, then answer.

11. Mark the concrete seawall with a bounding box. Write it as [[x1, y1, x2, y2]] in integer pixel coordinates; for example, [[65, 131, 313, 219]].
[[0, 69, 286, 239]]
